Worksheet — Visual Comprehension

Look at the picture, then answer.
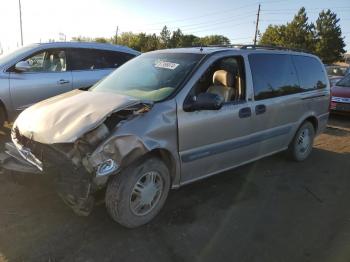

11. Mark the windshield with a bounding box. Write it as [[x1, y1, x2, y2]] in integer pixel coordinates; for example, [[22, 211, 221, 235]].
[[91, 52, 204, 101], [336, 74, 350, 87], [0, 45, 36, 66]]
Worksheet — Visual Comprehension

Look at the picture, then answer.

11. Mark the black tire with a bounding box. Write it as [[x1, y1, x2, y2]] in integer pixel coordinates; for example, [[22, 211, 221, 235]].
[[0, 107, 5, 130], [105, 157, 170, 228], [288, 121, 315, 162]]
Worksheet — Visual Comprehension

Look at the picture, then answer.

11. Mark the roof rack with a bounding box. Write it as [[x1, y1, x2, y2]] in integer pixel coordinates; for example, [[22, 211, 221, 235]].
[[240, 44, 308, 53], [202, 44, 308, 53]]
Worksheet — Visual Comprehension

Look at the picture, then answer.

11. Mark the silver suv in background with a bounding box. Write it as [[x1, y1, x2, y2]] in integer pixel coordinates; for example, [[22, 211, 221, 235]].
[[0, 42, 140, 126], [2, 45, 330, 228]]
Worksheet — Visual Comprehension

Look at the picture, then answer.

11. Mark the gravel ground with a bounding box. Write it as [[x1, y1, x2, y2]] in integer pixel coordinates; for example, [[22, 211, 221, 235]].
[[0, 115, 349, 262]]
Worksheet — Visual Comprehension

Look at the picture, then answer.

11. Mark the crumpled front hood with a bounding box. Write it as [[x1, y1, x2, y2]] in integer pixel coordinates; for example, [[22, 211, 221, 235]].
[[14, 90, 142, 144]]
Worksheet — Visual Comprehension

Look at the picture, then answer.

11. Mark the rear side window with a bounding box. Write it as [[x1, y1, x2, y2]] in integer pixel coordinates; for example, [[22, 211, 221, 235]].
[[249, 54, 300, 100], [101, 50, 134, 68], [69, 48, 134, 71], [292, 55, 327, 90]]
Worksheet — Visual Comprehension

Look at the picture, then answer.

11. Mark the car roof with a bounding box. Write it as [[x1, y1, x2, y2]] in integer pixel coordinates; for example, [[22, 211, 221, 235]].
[[147, 46, 315, 58], [27, 42, 140, 55]]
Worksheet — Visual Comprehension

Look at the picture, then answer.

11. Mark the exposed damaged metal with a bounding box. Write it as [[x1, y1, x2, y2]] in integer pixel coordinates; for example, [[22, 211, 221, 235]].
[[5, 89, 179, 216]]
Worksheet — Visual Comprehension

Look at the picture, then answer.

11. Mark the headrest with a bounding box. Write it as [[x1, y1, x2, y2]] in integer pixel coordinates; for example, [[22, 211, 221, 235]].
[[213, 70, 233, 87]]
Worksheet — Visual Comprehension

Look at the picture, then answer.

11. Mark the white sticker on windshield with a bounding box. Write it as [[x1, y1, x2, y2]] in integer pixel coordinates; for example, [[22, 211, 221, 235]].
[[155, 61, 179, 70]]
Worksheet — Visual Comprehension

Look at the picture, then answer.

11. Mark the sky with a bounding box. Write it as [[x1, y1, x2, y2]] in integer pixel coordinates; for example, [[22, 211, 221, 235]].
[[0, 0, 349, 54]]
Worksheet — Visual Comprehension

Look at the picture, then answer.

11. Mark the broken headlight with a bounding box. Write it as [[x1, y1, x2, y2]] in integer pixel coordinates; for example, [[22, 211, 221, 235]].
[[96, 159, 118, 177]]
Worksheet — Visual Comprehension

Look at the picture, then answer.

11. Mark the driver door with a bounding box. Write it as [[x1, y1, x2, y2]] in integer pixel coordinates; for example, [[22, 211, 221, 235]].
[[9, 49, 73, 113]]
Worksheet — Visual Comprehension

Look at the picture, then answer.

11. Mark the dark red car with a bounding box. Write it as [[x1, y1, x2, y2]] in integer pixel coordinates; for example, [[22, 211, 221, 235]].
[[330, 74, 350, 113]]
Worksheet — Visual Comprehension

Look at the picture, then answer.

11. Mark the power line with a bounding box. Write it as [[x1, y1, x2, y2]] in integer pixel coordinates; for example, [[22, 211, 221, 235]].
[[173, 11, 256, 30], [141, 2, 258, 26], [260, 18, 350, 23], [182, 21, 252, 34], [262, 6, 350, 12], [128, 13, 257, 35], [140, 0, 289, 27], [261, 10, 350, 15], [130, 11, 257, 32], [123, 0, 293, 35]]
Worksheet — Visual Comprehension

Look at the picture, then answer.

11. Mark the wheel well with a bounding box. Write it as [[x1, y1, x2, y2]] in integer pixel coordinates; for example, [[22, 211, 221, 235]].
[[148, 149, 177, 185], [304, 116, 318, 132], [113, 148, 178, 187]]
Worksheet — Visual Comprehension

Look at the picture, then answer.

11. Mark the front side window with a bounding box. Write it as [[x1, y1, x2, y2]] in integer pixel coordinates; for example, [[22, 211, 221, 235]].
[[189, 56, 246, 103], [292, 55, 327, 91], [25, 50, 67, 72], [91, 52, 204, 102], [249, 54, 300, 100]]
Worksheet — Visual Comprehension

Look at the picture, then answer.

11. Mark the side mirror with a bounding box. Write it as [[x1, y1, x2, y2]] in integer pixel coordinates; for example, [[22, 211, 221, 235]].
[[184, 93, 224, 112], [15, 61, 31, 72]]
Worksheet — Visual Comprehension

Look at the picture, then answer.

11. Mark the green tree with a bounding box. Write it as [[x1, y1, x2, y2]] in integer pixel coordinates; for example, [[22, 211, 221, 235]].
[[72, 27, 232, 52], [260, 7, 315, 51], [179, 34, 200, 47], [259, 7, 346, 63], [144, 33, 160, 51], [72, 36, 94, 42], [170, 28, 183, 48], [117, 32, 142, 50], [199, 35, 230, 46], [259, 25, 286, 46], [314, 9, 345, 64], [160, 26, 171, 48], [284, 7, 315, 51], [94, 37, 110, 43]]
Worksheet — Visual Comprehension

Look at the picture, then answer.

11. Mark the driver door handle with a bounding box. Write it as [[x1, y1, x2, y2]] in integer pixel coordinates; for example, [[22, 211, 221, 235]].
[[57, 79, 70, 85]]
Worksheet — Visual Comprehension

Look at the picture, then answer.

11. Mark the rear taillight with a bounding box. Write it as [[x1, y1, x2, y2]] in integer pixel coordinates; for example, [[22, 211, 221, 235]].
[[330, 101, 337, 109]]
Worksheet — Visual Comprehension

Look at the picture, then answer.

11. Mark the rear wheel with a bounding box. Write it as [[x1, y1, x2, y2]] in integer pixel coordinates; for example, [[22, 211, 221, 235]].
[[0, 107, 5, 130], [105, 157, 170, 228], [0, 107, 8, 134], [288, 121, 315, 161]]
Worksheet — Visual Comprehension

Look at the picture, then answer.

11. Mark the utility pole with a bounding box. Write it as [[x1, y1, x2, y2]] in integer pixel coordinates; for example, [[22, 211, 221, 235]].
[[115, 26, 119, 44], [254, 3, 261, 46], [19, 0, 24, 46]]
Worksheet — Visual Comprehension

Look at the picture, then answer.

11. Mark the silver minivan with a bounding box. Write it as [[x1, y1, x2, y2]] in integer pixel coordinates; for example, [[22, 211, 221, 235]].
[[0, 42, 140, 126], [1, 45, 330, 228]]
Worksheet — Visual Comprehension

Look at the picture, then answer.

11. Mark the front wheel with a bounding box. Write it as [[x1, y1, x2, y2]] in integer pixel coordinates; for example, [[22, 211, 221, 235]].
[[0, 107, 6, 130], [105, 157, 170, 228], [288, 121, 315, 161]]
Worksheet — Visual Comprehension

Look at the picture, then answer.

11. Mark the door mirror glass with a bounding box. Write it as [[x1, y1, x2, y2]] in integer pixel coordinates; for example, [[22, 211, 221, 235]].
[[184, 93, 224, 111], [15, 61, 31, 72]]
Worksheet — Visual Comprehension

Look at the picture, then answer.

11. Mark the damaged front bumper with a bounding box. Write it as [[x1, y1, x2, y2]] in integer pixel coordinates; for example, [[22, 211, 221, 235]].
[[0, 141, 101, 216], [0, 142, 41, 174], [1, 135, 120, 216]]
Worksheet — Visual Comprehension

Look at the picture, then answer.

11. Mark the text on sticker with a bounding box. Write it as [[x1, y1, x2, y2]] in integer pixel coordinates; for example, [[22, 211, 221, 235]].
[[155, 61, 179, 70]]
